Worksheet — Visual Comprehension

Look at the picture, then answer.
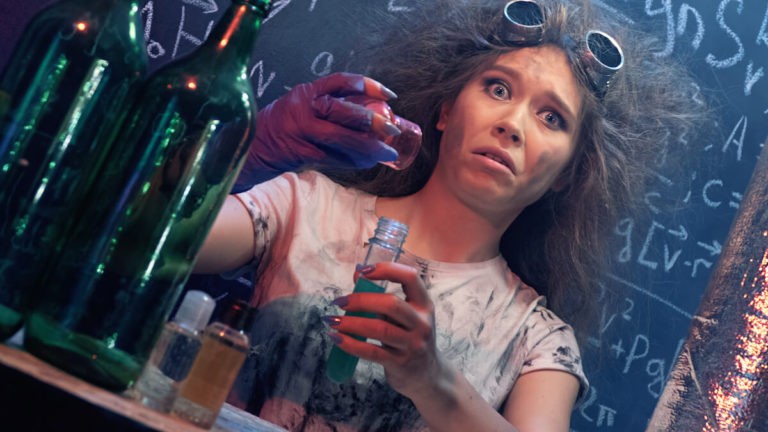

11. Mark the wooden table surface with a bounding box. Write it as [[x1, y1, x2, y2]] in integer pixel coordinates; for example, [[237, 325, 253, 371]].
[[0, 340, 286, 432]]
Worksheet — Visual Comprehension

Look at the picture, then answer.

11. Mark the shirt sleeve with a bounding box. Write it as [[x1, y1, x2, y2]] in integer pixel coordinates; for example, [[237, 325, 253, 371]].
[[520, 305, 590, 406], [222, 171, 313, 278]]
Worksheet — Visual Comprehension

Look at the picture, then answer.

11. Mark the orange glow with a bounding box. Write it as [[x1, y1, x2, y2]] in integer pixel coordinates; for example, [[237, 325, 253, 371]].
[[75, 21, 88, 32], [186, 80, 198, 91], [707, 247, 768, 430], [219, 5, 247, 49]]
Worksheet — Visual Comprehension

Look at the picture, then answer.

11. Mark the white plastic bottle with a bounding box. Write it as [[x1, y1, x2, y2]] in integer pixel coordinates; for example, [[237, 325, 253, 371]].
[[132, 290, 216, 412]]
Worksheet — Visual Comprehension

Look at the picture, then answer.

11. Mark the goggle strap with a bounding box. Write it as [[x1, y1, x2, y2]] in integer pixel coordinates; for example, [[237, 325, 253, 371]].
[[500, 0, 625, 97]]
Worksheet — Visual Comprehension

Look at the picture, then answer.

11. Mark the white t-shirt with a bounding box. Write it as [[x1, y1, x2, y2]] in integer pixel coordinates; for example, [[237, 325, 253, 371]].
[[227, 171, 588, 431]]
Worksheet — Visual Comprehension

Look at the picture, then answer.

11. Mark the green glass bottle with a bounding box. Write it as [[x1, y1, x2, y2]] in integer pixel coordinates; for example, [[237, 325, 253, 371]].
[[326, 217, 409, 383], [0, 0, 147, 341], [23, 0, 272, 391]]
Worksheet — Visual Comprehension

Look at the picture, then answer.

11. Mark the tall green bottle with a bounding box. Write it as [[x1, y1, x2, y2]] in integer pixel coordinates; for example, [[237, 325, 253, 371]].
[[23, 0, 272, 391], [0, 0, 147, 340]]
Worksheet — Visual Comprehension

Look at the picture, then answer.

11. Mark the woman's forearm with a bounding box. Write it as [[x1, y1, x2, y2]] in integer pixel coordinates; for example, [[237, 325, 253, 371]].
[[409, 363, 518, 432]]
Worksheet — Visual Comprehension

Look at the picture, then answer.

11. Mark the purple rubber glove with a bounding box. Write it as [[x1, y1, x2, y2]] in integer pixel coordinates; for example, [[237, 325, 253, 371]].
[[232, 72, 402, 192]]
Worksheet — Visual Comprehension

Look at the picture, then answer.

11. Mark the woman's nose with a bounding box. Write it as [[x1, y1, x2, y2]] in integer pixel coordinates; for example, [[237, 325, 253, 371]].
[[492, 106, 525, 146]]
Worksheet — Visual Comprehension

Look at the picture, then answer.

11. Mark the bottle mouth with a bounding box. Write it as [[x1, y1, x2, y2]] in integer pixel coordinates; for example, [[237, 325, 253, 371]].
[[374, 217, 409, 248], [244, 0, 273, 15], [175, 290, 216, 331]]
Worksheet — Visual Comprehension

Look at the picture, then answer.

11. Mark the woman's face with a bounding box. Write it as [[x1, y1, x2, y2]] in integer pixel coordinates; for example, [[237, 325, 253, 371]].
[[434, 45, 583, 222]]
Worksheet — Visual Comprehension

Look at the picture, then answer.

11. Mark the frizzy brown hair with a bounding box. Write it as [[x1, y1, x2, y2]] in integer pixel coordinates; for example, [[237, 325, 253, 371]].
[[323, 0, 706, 341]]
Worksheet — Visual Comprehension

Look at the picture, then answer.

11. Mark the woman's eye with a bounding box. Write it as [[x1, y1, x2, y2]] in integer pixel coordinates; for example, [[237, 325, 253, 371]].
[[492, 84, 508, 99], [543, 111, 566, 130], [484, 79, 510, 100]]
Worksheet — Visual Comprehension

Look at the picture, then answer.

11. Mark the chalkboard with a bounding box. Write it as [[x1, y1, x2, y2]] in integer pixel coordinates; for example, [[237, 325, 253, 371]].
[[2, 1, 767, 431]]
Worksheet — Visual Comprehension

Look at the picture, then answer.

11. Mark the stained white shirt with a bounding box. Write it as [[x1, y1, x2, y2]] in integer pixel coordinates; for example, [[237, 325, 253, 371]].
[[227, 171, 588, 431]]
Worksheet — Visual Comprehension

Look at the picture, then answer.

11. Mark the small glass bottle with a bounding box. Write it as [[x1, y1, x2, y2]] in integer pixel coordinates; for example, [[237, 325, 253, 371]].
[[325, 217, 409, 383], [342, 96, 422, 171], [173, 300, 251, 429], [0, 0, 147, 341], [23, 0, 272, 391], [131, 290, 216, 413]]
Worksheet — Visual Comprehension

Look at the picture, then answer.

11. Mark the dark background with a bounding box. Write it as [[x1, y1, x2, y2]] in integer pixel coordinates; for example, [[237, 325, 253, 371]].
[[2, 1, 767, 431]]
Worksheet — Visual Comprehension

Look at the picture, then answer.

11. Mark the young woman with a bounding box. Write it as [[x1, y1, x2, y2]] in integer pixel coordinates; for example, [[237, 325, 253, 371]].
[[194, 0, 703, 430]]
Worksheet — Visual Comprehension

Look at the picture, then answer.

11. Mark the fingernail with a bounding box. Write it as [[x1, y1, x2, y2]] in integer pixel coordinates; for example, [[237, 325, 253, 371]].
[[355, 264, 376, 275], [363, 77, 398, 100], [379, 84, 397, 100], [383, 121, 401, 137], [328, 332, 343, 345], [375, 143, 398, 163], [372, 113, 402, 138], [332, 296, 349, 307], [322, 315, 342, 327]]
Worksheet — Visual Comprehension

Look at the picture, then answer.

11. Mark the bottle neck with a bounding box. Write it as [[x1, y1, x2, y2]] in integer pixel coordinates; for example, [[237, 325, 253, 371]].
[[364, 217, 408, 266], [371, 217, 408, 251], [220, 300, 251, 332], [196, 0, 270, 73]]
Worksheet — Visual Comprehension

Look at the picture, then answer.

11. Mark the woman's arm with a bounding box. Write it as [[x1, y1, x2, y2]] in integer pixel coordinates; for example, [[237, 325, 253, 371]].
[[502, 370, 580, 431], [411, 366, 578, 432], [194, 195, 254, 274]]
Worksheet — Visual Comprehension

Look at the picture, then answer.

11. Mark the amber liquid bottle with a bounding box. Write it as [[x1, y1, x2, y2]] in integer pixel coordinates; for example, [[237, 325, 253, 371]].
[[24, 0, 272, 391], [173, 300, 251, 429], [0, 0, 147, 340]]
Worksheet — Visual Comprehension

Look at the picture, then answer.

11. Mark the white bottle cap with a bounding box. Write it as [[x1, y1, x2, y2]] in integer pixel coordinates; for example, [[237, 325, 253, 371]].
[[173, 290, 216, 332]]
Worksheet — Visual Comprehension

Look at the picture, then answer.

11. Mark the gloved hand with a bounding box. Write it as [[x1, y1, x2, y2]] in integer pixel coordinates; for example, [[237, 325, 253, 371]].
[[232, 72, 404, 193]]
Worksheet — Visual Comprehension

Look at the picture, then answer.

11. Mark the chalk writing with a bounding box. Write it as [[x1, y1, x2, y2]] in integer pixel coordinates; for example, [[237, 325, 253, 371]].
[[388, 0, 414, 13], [172, 6, 214, 59], [248, 60, 276, 98], [264, 0, 290, 24], [182, 0, 218, 14], [718, 115, 748, 162], [142, 2, 167, 59], [745, 61, 765, 95], [759, 5, 768, 47], [310, 51, 334, 77], [577, 387, 619, 428], [705, 0, 744, 69]]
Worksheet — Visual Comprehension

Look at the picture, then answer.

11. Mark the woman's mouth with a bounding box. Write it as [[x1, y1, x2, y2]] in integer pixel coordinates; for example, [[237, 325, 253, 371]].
[[481, 152, 509, 168], [476, 151, 515, 173]]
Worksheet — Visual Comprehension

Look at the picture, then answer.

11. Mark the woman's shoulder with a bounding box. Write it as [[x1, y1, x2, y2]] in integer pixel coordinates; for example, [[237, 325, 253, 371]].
[[510, 277, 578, 345], [294, 170, 376, 199], [246, 170, 376, 202]]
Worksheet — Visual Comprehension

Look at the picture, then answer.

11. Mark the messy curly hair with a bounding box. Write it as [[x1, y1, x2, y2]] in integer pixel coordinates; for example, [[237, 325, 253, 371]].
[[325, 0, 706, 342]]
